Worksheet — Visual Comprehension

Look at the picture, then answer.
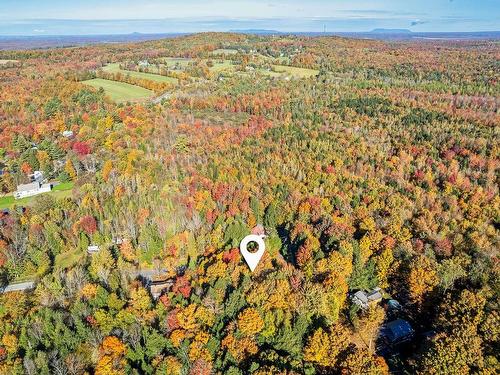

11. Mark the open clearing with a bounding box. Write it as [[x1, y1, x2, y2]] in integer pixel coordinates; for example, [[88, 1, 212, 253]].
[[209, 60, 238, 73], [103, 63, 178, 84], [271, 65, 319, 78], [0, 59, 18, 65], [55, 248, 84, 270], [163, 57, 194, 70], [0, 182, 74, 210], [83, 78, 153, 102], [212, 48, 238, 55]]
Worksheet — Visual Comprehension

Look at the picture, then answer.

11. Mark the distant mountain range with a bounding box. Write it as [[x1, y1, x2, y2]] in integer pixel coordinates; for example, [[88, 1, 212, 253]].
[[370, 28, 413, 34], [229, 29, 282, 35], [0, 30, 499, 50]]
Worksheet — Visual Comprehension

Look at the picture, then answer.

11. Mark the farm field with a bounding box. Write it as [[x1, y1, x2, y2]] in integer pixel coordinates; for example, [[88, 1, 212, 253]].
[[212, 48, 238, 55], [162, 57, 194, 70], [103, 63, 178, 84], [209, 59, 238, 73], [271, 64, 319, 78], [83, 78, 153, 102], [255, 67, 283, 78], [0, 59, 17, 64]]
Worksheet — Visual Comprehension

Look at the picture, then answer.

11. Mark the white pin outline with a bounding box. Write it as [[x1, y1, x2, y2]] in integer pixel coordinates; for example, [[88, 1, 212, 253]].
[[239, 234, 266, 272]]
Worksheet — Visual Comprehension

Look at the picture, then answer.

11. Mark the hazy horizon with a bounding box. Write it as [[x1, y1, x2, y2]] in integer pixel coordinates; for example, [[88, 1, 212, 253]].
[[0, 0, 498, 36]]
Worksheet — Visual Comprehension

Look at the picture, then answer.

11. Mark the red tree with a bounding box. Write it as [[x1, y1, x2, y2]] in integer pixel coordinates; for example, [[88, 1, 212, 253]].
[[80, 215, 97, 235], [73, 141, 91, 156]]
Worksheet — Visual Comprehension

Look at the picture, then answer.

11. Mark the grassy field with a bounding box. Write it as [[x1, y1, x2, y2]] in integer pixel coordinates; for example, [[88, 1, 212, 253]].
[[163, 57, 194, 70], [103, 63, 178, 84], [55, 248, 84, 270], [256, 68, 283, 78], [0, 182, 74, 210], [271, 65, 319, 78], [0, 59, 18, 64], [209, 60, 238, 73], [83, 78, 153, 102], [212, 48, 238, 55]]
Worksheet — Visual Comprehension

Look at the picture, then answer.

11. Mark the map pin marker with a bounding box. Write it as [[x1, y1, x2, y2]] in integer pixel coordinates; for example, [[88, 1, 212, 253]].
[[239, 234, 266, 272]]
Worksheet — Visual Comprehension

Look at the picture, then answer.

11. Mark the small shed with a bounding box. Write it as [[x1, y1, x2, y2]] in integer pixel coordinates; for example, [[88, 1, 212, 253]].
[[386, 299, 402, 311], [87, 245, 100, 254]]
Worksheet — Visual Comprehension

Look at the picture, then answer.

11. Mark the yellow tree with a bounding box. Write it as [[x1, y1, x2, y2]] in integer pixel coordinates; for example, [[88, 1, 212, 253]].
[[340, 347, 389, 375], [237, 308, 264, 336], [303, 324, 350, 367], [96, 336, 127, 375], [407, 255, 438, 307], [356, 306, 385, 352], [65, 159, 77, 180]]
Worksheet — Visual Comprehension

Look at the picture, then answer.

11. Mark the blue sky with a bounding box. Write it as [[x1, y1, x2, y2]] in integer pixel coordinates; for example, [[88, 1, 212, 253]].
[[0, 0, 498, 35]]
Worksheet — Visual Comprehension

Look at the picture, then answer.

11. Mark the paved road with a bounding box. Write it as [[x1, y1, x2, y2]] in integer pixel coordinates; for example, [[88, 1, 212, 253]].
[[0, 281, 35, 293], [152, 92, 171, 104]]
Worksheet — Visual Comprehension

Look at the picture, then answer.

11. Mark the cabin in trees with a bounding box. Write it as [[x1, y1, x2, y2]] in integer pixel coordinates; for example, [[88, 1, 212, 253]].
[[351, 288, 383, 309], [14, 181, 52, 199], [382, 319, 415, 344], [148, 276, 174, 300]]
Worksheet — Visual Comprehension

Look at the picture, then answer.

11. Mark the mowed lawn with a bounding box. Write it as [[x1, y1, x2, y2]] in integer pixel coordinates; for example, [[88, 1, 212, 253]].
[[83, 78, 153, 102], [103, 63, 178, 84], [0, 182, 74, 210]]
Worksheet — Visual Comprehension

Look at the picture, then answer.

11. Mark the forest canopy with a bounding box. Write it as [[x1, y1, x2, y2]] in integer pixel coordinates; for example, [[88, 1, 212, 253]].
[[0, 32, 498, 375]]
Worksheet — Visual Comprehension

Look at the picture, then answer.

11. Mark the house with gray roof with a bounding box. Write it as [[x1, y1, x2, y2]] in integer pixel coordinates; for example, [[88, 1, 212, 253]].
[[352, 288, 384, 309], [14, 181, 52, 199]]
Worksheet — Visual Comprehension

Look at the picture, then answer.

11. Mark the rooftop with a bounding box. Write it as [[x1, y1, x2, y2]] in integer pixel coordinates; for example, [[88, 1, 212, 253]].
[[17, 181, 40, 192], [385, 319, 414, 343]]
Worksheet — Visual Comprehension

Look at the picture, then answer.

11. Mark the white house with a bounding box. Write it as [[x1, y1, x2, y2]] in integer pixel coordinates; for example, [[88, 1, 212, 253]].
[[62, 130, 74, 138], [14, 182, 52, 200]]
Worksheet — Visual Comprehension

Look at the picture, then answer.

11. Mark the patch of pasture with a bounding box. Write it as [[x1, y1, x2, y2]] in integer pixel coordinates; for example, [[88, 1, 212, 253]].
[[209, 60, 238, 73], [83, 78, 153, 102], [0, 59, 18, 65], [271, 65, 319, 78], [212, 48, 239, 55], [162, 57, 194, 70], [103, 63, 178, 84]]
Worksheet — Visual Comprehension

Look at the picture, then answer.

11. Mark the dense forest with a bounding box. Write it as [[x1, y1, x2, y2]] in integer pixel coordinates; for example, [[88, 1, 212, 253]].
[[0, 33, 498, 374]]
